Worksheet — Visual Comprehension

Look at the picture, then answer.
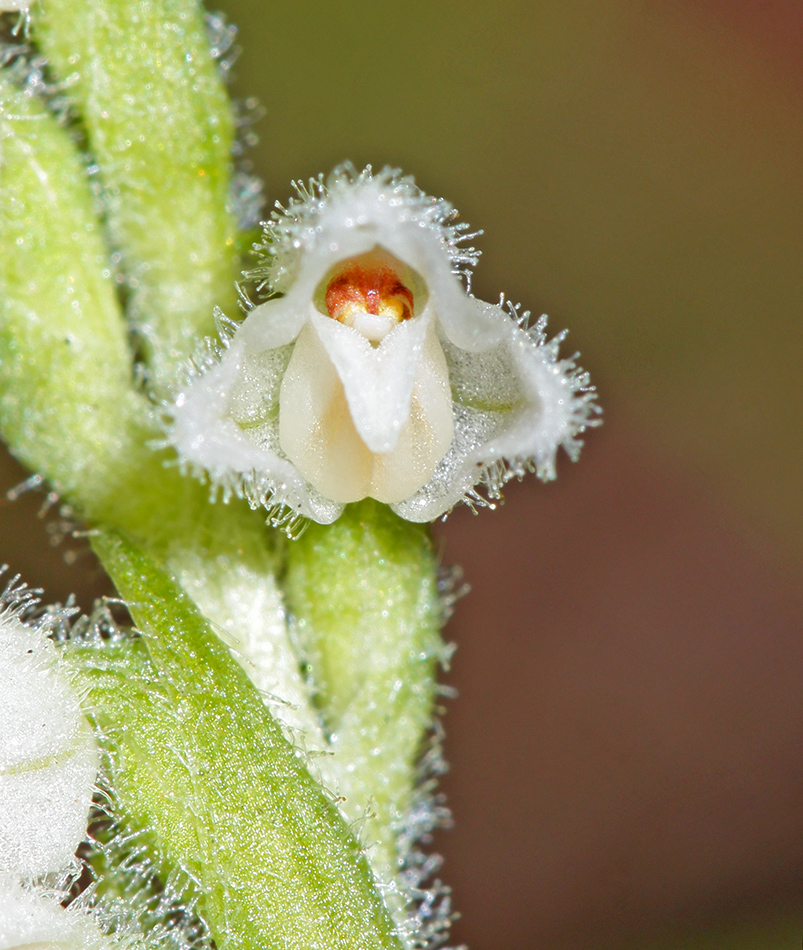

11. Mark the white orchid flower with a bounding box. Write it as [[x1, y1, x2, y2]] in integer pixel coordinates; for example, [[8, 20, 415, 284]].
[[169, 165, 599, 527], [0, 589, 98, 879]]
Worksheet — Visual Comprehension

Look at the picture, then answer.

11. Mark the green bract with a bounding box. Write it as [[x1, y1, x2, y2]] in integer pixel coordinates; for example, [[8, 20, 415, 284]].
[[285, 501, 445, 916], [32, 0, 240, 389], [0, 77, 145, 510]]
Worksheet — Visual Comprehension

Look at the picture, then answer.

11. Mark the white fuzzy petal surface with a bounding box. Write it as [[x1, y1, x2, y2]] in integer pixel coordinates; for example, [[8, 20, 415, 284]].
[[0, 879, 112, 950], [0, 612, 98, 878]]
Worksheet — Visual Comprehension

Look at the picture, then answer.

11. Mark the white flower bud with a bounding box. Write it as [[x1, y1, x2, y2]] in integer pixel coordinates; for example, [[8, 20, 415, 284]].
[[168, 165, 600, 526], [0, 601, 98, 878]]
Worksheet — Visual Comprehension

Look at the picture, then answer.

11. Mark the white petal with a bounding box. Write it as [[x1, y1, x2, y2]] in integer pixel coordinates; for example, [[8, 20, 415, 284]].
[[174, 314, 399, 516], [279, 321, 454, 505], [172, 341, 274, 475], [238, 296, 309, 350], [0, 880, 112, 950], [310, 310, 431, 454], [0, 615, 97, 878], [426, 277, 509, 353], [369, 323, 454, 503], [171, 341, 343, 522], [475, 327, 583, 474], [279, 322, 373, 503], [391, 402, 501, 522], [393, 317, 598, 521]]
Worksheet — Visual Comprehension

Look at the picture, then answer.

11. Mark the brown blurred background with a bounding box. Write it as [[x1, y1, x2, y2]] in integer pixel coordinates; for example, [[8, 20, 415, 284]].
[[2, 1, 803, 947]]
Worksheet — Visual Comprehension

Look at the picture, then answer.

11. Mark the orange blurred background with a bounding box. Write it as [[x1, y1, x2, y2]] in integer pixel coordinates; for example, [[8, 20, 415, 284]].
[[2, 2, 802, 947]]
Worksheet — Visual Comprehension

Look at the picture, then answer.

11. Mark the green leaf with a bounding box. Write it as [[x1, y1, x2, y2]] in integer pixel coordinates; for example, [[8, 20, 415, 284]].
[[79, 530, 403, 950]]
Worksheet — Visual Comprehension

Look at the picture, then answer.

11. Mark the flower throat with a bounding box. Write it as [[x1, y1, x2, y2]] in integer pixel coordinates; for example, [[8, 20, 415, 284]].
[[325, 250, 415, 334]]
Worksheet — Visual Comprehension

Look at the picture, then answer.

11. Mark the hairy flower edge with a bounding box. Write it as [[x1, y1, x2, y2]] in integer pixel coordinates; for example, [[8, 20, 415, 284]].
[[165, 165, 600, 528]]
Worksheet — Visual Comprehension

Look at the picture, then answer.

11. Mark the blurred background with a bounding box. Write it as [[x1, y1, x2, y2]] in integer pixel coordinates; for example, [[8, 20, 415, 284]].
[[2, 1, 803, 947]]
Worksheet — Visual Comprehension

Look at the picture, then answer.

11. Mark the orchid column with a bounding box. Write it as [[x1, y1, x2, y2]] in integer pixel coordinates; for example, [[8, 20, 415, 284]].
[[0, 1, 597, 947]]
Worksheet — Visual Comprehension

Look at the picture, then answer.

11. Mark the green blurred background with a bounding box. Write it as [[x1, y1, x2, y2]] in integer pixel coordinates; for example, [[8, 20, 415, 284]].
[[2, 1, 803, 947]]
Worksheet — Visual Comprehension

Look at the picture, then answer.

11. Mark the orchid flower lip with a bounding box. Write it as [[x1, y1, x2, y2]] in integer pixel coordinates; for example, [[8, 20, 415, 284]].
[[166, 163, 600, 532]]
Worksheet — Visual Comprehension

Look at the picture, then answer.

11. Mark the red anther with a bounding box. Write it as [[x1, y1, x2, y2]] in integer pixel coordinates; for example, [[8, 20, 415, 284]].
[[326, 259, 414, 324]]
